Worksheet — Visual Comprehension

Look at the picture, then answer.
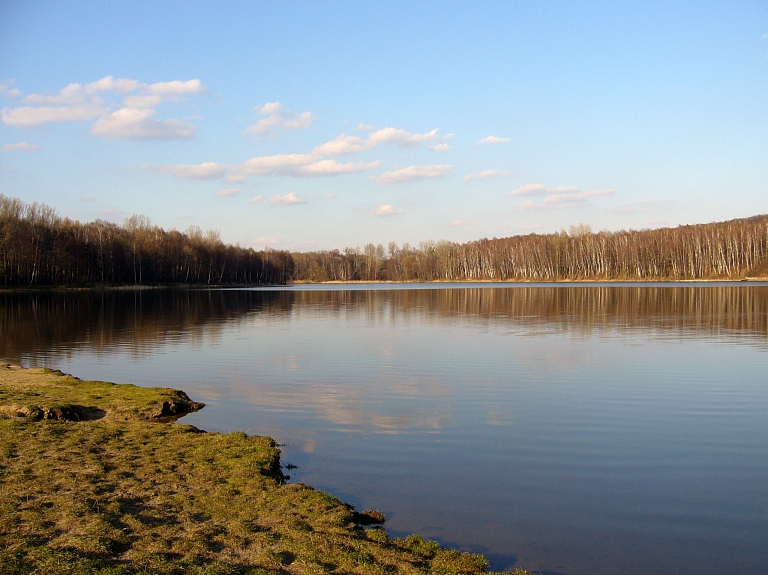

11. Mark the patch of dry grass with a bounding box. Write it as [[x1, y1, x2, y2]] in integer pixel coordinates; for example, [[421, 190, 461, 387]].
[[0, 365, 529, 575]]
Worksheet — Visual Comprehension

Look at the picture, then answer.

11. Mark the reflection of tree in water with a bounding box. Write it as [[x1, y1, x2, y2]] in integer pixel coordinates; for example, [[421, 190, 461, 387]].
[[2, 285, 767, 363], [0, 289, 293, 363], [289, 286, 768, 342]]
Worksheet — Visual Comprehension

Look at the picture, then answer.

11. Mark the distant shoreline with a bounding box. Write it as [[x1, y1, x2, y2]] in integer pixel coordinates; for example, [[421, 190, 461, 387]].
[[2, 276, 768, 293]]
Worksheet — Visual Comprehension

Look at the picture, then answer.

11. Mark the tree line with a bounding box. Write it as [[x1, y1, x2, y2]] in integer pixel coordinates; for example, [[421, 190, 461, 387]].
[[2, 193, 767, 286], [293, 217, 768, 282], [0, 195, 293, 287]]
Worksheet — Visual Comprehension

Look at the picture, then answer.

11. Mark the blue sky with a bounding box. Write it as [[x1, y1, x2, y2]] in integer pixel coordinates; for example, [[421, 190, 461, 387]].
[[1, 1, 767, 251]]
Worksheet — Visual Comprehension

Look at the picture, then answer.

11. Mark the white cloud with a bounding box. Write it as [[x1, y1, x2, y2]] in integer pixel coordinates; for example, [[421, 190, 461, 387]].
[[86, 76, 140, 94], [145, 121, 446, 183], [216, 188, 241, 198], [512, 184, 614, 210], [237, 153, 315, 177], [479, 135, 512, 144], [142, 162, 229, 180], [368, 127, 440, 147], [251, 195, 264, 203], [357, 122, 377, 131], [510, 183, 580, 196], [312, 134, 374, 156], [244, 102, 314, 135], [269, 192, 307, 206], [450, 219, 476, 226], [0, 80, 23, 98], [299, 159, 379, 176], [2, 76, 206, 140], [89, 107, 196, 140], [123, 94, 163, 108], [152, 154, 380, 182], [1, 142, 40, 152], [313, 126, 447, 157], [2, 102, 105, 127], [464, 169, 510, 181], [325, 193, 338, 198], [376, 164, 452, 185], [370, 204, 403, 216], [80, 196, 96, 202], [147, 79, 206, 95]]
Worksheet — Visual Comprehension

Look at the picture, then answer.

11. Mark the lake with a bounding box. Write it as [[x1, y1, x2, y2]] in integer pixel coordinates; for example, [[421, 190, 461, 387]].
[[1, 283, 767, 574]]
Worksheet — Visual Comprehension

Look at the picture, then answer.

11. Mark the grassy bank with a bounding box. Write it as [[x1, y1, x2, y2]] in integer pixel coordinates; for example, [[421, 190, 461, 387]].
[[0, 364, 524, 575]]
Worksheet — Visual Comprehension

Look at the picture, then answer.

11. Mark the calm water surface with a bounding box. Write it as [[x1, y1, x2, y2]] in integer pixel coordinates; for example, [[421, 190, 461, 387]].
[[2, 283, 767, 574]]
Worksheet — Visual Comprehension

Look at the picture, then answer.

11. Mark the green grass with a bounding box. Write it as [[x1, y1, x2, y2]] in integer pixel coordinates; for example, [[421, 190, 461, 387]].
[[0, 364, 531, 575]]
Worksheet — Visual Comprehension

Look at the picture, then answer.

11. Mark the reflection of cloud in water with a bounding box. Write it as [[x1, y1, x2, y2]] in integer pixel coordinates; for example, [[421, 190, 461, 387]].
[[486, 410, 514, 426], [222, 372, 453, 434], [271, 354, 301, 372]]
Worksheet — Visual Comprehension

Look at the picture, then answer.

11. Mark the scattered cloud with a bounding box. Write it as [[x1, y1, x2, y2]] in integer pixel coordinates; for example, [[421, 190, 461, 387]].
[[313, 126, 447, 156], [511, 183, 579, 196], [216, 187, 240, 198], [269, 192, 307, 206], [1, 141, 40, 152], [232, 154, 379, 179], [80, 196, 96, 202], [313, 134, 372, 156], [450, 219, 476, 226], [1, 76, 206, 140], [3, 101, 105, 127], [299, 159, 379, 176], [356, 122, 377, 131], [512, 184, 614, 210], [370, 204, 403, 217], [89, 108, 196, 140], [251, 195, 264, 203], [376, 164, 452, 186], [142, 162, 229, 180], [147, 154, 379, 182], [143, 119, 449, 184], [244, 102, 314, 136], [464, 169, 509, 182], [479, 135, 511, 144], [369, 127, 440, 147], [325, 193, 338, 198], [146, 79, 205, 96], [0, 80, 23, 98]]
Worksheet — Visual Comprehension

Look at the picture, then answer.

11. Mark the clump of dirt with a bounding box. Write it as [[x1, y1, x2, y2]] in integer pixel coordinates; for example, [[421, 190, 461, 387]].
[[354, 509, 386, 525]]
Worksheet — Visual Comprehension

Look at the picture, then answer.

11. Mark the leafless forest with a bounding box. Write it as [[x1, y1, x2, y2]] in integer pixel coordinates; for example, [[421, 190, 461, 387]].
[[0, 195, 293, 286], [293, 218, 768, 282], [2, 194, 767, 286]]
